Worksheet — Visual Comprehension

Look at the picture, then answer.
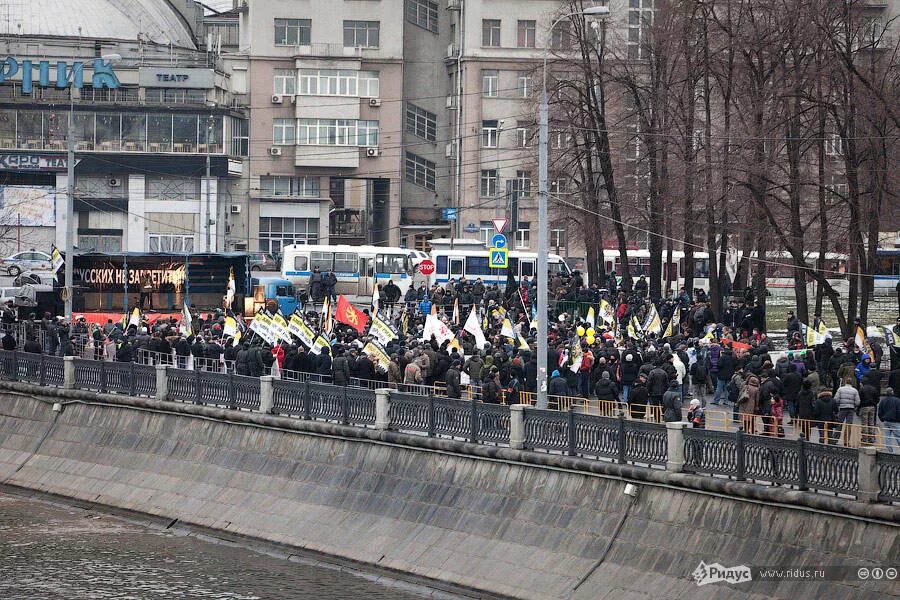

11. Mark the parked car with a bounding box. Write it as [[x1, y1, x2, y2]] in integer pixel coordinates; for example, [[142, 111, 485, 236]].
[[0, 250, 52, 276], [249, 252, 278, 272]]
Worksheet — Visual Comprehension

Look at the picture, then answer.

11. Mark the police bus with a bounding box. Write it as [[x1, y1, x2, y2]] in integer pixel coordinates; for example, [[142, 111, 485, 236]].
[[427, 238, 571, 286]]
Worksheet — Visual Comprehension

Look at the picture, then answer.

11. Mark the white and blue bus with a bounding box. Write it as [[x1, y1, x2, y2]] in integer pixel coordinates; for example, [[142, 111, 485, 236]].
[[428, 238, 571, 285], [280, 244, 422, 300]]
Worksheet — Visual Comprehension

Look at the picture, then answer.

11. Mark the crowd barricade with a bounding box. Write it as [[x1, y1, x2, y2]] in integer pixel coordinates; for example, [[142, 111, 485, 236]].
[[703, 408, 886, 450]]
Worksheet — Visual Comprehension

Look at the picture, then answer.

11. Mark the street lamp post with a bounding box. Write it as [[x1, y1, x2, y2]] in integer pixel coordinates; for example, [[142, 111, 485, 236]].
[[536, 6, 609, 409], [65, 53, 120, 321]]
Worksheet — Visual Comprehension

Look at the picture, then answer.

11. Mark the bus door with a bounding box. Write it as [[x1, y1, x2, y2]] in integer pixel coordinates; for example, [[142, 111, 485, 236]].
[[449, 257, 465, 282], [358, 256, 375, 296]]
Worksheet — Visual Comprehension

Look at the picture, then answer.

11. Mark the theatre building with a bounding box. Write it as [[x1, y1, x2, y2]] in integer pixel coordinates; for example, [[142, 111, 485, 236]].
[[0, 0, 248, 257]]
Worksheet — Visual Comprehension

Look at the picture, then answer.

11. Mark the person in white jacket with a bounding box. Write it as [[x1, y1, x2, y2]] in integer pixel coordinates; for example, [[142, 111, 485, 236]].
[[673, 353, 687, 404], [834, 379, 860, 445]]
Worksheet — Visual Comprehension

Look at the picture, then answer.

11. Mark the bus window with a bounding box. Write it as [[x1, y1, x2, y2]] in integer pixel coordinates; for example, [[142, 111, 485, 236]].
[[520, 260, 535, 278], [449, 258, 464, 277], [437, 256, 448, 274], [466, 256, 490, 276], [294, 256, 309, 271], [311, 251, 333, 271], [376, 253, 406, 274], [548, 260, 568, 275], [334, 252, 358, 273]]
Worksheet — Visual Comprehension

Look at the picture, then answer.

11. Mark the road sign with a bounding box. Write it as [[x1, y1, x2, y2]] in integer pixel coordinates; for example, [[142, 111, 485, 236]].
[[491, 217, 508, 233], [441, 207, 458, 221], [491, 233, 507, 249], [463, 222, 478, 233], [418, 259, 435, 275], [489, 248, 508, 268]]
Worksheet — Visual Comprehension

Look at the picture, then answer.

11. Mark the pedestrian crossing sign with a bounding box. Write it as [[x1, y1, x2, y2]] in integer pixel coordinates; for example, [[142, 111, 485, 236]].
[[489, 247, 508, 268]]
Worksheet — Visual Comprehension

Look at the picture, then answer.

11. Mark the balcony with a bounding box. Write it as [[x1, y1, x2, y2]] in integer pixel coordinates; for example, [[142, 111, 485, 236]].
[[329, 208, 367, 244], [292, 43, 364, 58]]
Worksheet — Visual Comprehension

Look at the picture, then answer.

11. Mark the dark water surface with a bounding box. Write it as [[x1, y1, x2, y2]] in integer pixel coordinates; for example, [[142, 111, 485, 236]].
[[0, 493, 430, 599]]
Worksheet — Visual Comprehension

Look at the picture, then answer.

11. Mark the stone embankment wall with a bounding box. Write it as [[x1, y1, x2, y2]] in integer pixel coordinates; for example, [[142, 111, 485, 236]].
[[0, 383, 896, 600]]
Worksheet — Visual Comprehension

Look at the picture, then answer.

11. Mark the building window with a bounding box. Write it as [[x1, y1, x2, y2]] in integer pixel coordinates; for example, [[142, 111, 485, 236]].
[[148, 234, 194, 253], [482, 70, 499, 97], [826, 133, 843, 156], [517, 20, 536, 48], [275, 18, 311, 46], [297, 119, 378, 146], [514, 170, 532, 195], [550, 228, 566, 249], [550, 177, 568, 194], [273, 118, 295, 145], [273, 69, 296, 95], [260, 176, 321, 198], [298, 69, 379, 97], [515, 126, 531, 148], [259, 217, 319, 255], [406, 103, 437, 141], [482, 19, 501, 47], [231, 117, 249, 156], [482, 120, 499, 148], [550, 23, 571, 50], [407, 0, 438, 33], [479, 221, 494, 246], [405, 152, 435, 190], [515, 222, 531, 249], [480, 169, 498, 197], [550, 130, 569, 150], [413, 233, 432, 252], [344, 20, 380, 48], [78, 234, 122, 253], [517, 73, 532, 98], [628, 0, 654, 60]]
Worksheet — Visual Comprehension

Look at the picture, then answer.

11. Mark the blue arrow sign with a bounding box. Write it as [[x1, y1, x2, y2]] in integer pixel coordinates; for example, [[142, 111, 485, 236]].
[[491, 233, 507, 249]]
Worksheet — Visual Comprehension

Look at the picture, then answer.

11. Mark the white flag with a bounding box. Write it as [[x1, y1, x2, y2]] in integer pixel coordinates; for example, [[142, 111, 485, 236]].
[[463, 307, 487, 350]]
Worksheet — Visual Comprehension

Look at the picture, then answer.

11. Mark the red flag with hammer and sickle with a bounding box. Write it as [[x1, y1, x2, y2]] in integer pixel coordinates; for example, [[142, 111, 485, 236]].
[[335, 294, 369, 335]]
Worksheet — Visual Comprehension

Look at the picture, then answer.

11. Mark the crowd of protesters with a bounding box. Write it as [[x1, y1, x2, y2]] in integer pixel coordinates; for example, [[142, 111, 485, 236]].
[[1, 269, 899, 451]]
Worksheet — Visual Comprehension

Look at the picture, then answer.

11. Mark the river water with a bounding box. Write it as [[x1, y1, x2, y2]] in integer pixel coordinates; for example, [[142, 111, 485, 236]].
[[0, 493, 430, 600]]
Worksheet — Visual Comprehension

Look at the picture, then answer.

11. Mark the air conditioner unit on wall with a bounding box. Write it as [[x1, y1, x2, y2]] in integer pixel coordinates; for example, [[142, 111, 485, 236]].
[[365, 147, 379, 157], [230, 204, 241, 214], [271, 94, 283, 104], [368, 97, 381, 107], [269, 146, 282, 156], [107, 177, 122, 187]]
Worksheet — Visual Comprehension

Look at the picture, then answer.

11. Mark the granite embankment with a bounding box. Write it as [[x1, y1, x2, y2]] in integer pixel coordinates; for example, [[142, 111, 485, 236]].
[[0, 382, 897, 600]]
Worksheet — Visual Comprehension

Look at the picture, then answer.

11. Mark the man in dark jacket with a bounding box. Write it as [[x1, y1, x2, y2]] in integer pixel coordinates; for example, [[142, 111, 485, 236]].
[[445, 360, 462, 398], [593, 371, 619, 404], [315, 349, 332, 382], [628, 374, 650, 420], [647, 366, 669, 409], [878, 388, 900, 453], [248, 345, 266, 377], [356, 351, 375, 382], [781, 363, 803, 419], [548, 369, 568, 402], [1, 331, 16, 351], [235, 343, 250, 375], [331, 349, 351, 385], [858, 381, 879, 446], [620, 352, 640, 404], [713, 349, 735, 405], [662, 379, 683, 422]]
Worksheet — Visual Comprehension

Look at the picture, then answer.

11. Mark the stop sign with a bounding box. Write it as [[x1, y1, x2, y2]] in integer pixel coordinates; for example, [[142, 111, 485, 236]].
[[418, 259, 435, 275]]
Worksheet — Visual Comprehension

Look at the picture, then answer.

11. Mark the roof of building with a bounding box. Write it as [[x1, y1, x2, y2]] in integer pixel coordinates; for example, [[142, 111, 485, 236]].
[[5, 0, 197, 49]]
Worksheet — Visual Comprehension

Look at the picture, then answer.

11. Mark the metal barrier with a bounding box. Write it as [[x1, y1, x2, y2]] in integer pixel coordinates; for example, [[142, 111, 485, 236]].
[[0, 351, 64, 387], [683, 428, 861, 496], [268, 379, 376, 426], [388, 392, 511, 445], [877, 452, 900, 503], [72, 359, 156, 397], [164, 368, 260, 411]]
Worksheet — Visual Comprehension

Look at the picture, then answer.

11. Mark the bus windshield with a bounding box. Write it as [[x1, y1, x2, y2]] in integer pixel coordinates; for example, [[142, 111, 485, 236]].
[[376, 253, 408, 274], [549, 261, 570, 275]]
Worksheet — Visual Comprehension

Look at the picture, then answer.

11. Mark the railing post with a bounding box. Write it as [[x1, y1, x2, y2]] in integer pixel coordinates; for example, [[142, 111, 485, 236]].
[[341, 386, 349, 425], [259, 375, 274, 414], [375, 388, 391, 430], [427, 393, 435, 437], [63, 356, 75, 390], [617, 414, 627, 464], [303, 380, 311, 420], [736, 428, 746, 481], [129, 361, 136, 396], [194, 369, 202, 405], [99, 360, 107, 393], [509, 404, 525, 450], [9, 350, 18, 381], [665, 421, 688, 473], [39, 353, 46, 386], [228, 373, 237, 410], [470, 399, 480, 443], [567, 408, 576, 456], [857, 446, 879, 503], [155, 364, 168, 401], [797, 436, 808, 491]]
